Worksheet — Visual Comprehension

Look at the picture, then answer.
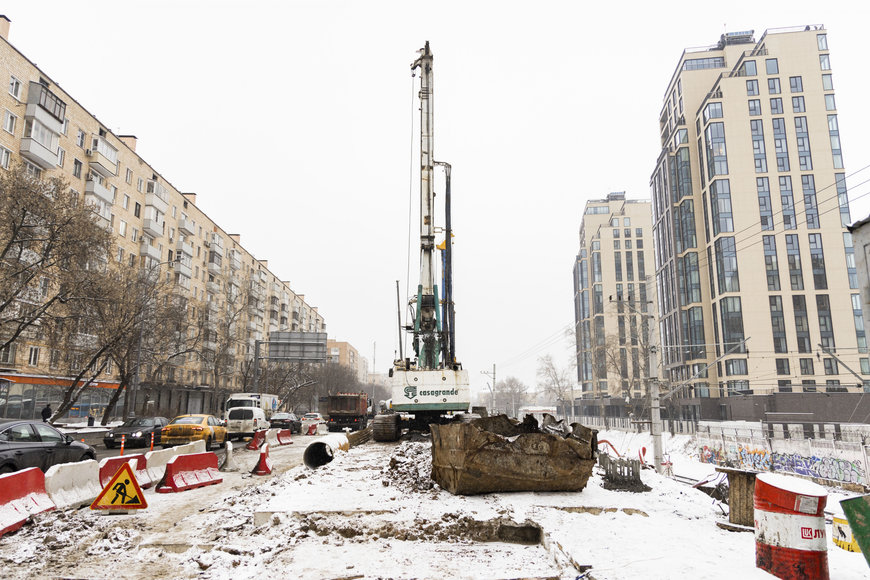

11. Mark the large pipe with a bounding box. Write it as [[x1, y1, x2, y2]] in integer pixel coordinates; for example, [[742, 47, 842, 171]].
[[302, 434, 350, 468]]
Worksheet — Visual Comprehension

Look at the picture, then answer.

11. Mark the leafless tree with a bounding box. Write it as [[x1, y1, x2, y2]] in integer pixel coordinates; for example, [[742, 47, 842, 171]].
[[0, 165, 112, 351], [536, 354, 575, 419], [492, 376, 529, 417]]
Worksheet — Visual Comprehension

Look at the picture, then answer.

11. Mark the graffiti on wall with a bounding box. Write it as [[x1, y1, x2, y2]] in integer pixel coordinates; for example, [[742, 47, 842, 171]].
[[700, 445, 723, 464], [770, 452, 865, 486], [736, 445, 771, 471]]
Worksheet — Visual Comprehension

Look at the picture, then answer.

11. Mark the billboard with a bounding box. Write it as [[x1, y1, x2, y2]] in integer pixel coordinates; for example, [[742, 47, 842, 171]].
[[266, 332, 327, 362]]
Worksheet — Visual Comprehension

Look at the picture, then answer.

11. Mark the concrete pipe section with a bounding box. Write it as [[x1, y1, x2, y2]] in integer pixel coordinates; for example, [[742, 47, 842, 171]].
[[303, 434, 350, 468]]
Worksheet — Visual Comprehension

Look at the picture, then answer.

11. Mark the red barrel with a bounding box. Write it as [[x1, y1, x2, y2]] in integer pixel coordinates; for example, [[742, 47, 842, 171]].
[[754, 472, 828, 579]]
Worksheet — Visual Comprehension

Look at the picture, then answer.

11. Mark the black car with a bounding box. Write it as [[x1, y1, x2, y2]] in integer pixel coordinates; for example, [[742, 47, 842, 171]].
[[104, 416, 169, 449], [0, 420, 97, 473], [269, 412, 301, 434]]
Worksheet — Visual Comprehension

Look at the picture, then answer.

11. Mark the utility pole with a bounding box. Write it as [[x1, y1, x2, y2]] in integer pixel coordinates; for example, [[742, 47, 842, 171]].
[[481, 364, 496, 413]]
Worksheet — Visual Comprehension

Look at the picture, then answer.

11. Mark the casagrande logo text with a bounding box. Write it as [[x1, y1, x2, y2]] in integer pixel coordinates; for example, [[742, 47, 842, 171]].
[[403, 387, 458, 400]]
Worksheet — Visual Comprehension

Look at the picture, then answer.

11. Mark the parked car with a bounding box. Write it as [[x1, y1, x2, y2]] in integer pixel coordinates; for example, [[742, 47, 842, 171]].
[[161, 414, 227, 450], [269, 412, 301, 434], [104, 416, 169, 449], [302, 412, 325, 423], [226, 407, 269, 441], [0, 419, 96, 473]]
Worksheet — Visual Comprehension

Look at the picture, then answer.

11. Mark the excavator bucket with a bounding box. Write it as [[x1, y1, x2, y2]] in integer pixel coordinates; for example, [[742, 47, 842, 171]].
[[430, 414, 598, 495]]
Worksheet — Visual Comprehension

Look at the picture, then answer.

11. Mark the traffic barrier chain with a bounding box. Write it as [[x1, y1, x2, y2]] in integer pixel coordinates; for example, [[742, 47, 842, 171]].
[[99, 454, 152, 489], [251, 443, 273, 476], [0, 468, 55, 539], [156, 452, 223, 493], [246, 429, 267, 450], [44, 460, 101, 510]]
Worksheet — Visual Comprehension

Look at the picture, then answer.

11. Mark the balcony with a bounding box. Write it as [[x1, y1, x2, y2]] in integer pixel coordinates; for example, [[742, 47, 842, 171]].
[[25, 82, 64, 129], [207, 300, 219, 313], [247, 303, 262, 317], [87, 135, 118, 177], [247, 319, 258, 331], [139, 241, 161, 261], [229, 255, 241, 271], [145, 180, 169, 214], [142, 218, 163, 238], [207, 281, 221, 294], [203, 340, 217, 352], [176, 239, 193, 257], [207, 259, 221, 276], [170, 260, 192, 279], [84, 193, 111, 226], [19, 135, 57, 169], [177, 218, 194, 236], [85, 178, 114, 204]]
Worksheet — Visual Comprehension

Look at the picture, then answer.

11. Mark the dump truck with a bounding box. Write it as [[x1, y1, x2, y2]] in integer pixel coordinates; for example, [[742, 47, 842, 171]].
[[326, 392, 369, 432]]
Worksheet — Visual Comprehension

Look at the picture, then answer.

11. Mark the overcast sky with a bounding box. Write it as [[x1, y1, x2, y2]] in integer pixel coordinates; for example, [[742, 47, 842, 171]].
[[5, 1, 870, 400]]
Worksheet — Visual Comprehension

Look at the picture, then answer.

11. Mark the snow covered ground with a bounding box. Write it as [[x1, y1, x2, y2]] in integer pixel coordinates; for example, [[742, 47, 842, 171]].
[[0, 429, 868, 579]]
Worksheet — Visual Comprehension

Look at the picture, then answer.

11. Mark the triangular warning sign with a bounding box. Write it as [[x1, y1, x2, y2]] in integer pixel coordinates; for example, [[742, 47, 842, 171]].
[[90, 462, 148, 510]]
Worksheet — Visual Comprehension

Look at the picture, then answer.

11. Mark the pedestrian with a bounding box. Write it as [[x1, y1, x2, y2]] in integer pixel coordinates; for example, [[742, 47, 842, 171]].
[[41, 403, 51, 423]]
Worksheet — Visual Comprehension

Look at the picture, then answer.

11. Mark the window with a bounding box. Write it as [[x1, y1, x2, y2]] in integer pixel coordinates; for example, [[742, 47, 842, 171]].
[[0, 146, 10, 169], [820, 54, 831, 71], [725, 359, 748, 375], [742, 61, 757, 76], [822, 74, 833, 91], [817, 34, 828, 50], [765, 58, 779, 74], [800, 358, 814, 375], [122, 194, 130, 210], [3, 110, 16, 134], [823, 358, 838, 375], [825, 94, 836, 111], [28, 346, 39, 366], [775, 359, 790, 375], [746, 79, 759, 96], [768, 78, 781, 94], [770, 98, 783, 115], [57, 147, 65, 167], [0, 343, 14, 364], [131, 228, 138, 243], [792, 96, 805, 113], [763, 235, 780, 290], [789, 76, 803, 93], [118, 220, 127, 237], [134, 202, 141, 218], [8, 75, 21, 99], [126, 168, 133, 184], [117, 247, 124, 262], [76, 129, 85, 148], [748, 99, 761, 116], [72, 159, 82, 178], [703, 102, 723, 121], [137, 178, 144, 192]]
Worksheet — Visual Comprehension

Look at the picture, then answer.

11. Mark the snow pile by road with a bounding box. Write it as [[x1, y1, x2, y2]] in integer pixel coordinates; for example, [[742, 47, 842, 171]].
[[0, 431, 867, 579]]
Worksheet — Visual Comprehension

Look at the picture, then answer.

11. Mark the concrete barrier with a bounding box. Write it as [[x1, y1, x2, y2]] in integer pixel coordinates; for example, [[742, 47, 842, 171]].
[[277, 429, 294, 445], [0, 467, 56, 538], [265, 429, 279, 447], [44, 459, 101, 511], [156, 452, 222, 493], [99, 455, 151, 489], [220, 441, 239, 472], [144, 447, 178, 483]]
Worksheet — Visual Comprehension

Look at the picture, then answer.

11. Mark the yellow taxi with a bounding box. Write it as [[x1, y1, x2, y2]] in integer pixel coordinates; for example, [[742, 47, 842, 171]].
[[161, 414, 227, 450]]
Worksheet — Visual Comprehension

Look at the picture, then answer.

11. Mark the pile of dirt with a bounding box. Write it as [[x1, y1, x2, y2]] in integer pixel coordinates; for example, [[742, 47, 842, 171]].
[[381, 440, 437, 493]]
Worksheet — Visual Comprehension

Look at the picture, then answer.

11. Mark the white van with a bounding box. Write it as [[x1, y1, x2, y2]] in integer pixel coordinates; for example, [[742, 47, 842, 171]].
[[226, 407, 269, 440]]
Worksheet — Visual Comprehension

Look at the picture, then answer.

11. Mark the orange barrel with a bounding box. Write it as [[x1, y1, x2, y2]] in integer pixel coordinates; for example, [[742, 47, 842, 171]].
[[754, 472, 829, 579]]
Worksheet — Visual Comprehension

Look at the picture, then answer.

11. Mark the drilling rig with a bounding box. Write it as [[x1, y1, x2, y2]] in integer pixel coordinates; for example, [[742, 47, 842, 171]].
[[372, 42, 471, 442]]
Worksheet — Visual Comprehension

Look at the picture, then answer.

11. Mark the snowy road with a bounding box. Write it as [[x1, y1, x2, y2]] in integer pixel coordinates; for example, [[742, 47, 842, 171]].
[[0, 431, 868, 579]]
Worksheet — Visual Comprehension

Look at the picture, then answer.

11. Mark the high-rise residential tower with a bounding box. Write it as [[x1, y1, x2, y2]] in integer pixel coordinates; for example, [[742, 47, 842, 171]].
[[650, 26, 865, 421], [573, 192, 658, 419]]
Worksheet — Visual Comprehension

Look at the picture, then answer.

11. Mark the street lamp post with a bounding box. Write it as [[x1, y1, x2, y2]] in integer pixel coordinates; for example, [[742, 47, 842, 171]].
[[480, 364, 496, 413]]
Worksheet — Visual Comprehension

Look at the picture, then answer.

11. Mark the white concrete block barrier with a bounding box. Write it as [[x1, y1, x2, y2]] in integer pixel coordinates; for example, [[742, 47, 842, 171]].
[[44, 459, 101, 510], [265, 428, 279, 447]]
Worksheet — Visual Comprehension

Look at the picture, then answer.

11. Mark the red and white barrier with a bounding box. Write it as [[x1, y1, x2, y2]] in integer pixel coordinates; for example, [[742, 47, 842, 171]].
[[277, 429, 294, 445], [0, 468, 55, 538], [246, 429, 267, 450], [99, 454, 152, 489], [251, 443, 273, 476], [754, 472, 829, 579], [44, 459, 101, 510], [156, 452, 222, 493]]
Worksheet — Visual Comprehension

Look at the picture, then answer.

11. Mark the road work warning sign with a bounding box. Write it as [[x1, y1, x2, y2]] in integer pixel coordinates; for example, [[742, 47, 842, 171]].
[[90, 462, 148, 510]]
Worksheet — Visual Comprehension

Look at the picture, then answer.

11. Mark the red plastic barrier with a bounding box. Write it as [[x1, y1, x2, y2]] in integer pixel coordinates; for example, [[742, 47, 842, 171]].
[[251, 443, 273, 476], [0, 467, 56, 538], [277, 429, 294, 445], [307, 423, 317, 436], [245, 429, 266, 450], [99, 454, 151, 489], [156, 452, 222, 493]]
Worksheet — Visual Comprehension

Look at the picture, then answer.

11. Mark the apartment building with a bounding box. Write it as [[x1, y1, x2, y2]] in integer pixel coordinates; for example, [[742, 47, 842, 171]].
[[0, 16, 325, 420], [573, 192, 658, 418], [326, 340, 367, 383], [650, 26, 866, 422]]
